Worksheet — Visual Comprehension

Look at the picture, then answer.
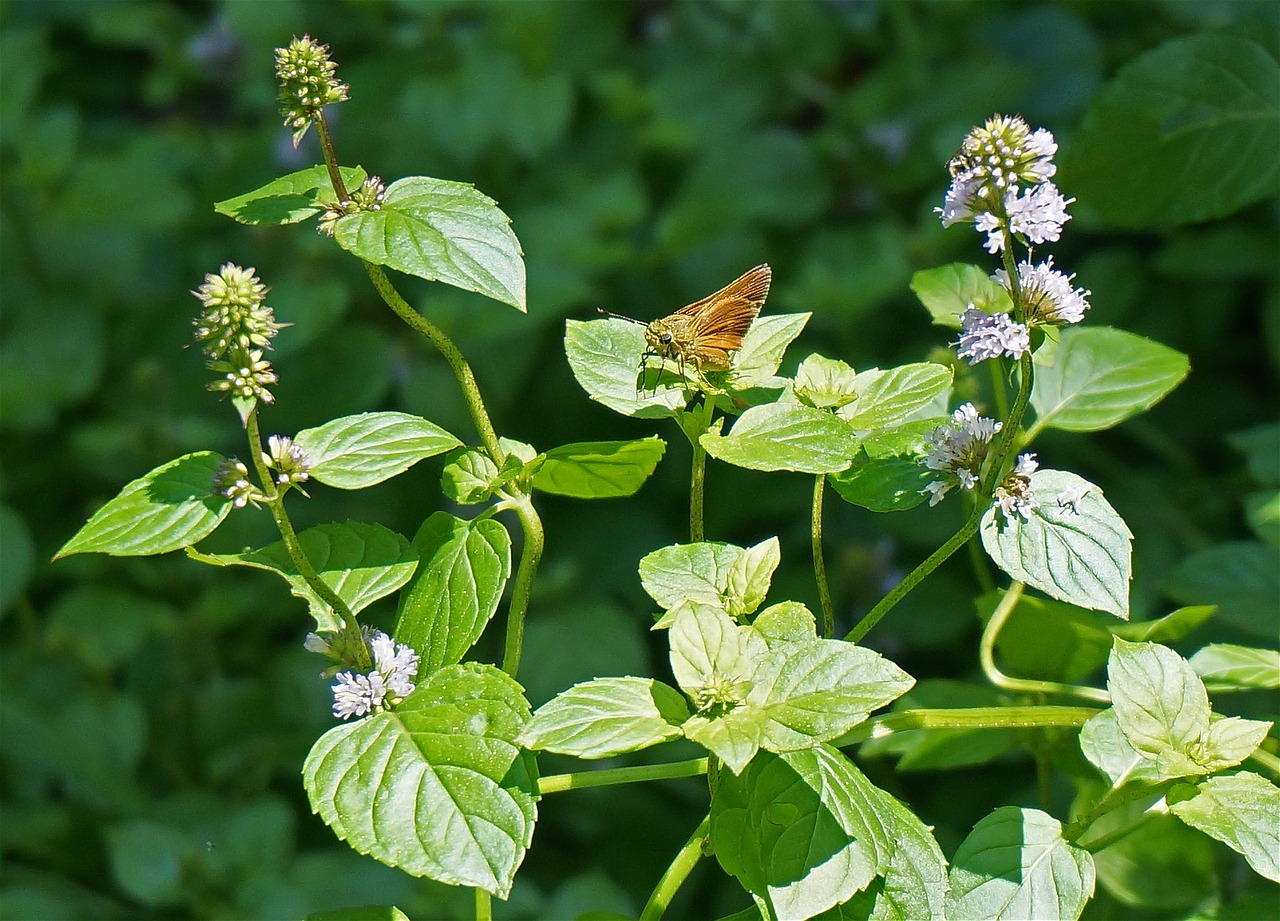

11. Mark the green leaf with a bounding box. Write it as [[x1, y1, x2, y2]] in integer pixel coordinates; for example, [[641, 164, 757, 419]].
[[440, 447, 504, 505], [564, 318, 685, 419], [1107, 638, 1211, 778], [1030, 326, 1189, 434], [794, 354, 859, 410], [192, 522, 417, 633], [1189, 643, 1280, 692], [517, 677, 689, 759], [531, 437, 666, 499], [213, 165, 367, 225], [947, 807, 1095, 921], [1167, 772, 1280, 883], [1092, 813, 1217, 911], [1244, 489, 1280, 547], [981, 470, 1132, 619], [857, 681, 1021, 773], [334, 176, 526, 310], [1079, 709, 1167, 789], [56, 452, 231, 558], [303, 663, 536, 898], [724, 537, 781, 619], [1199, 715, 1273, 772], [910, 263, 1012, 329], [1228, 423, 1280, 486], [827, 421, 939, 513], [1063, 34, 1280, 228], [1162, 542, 1278, 639], [701, 403, 857, 474], [727, 313, 811, 390], [750, 602, 817, 647], [750, 639, 915, 753], [838, 364, 954, 432], [711, 747, 893, 921], [1110, 605, 1216, 644], [106, 820, 192, 908], [394, 513, 511, 672], [295, 412, 461, 490], [640, 539, 779, 618]]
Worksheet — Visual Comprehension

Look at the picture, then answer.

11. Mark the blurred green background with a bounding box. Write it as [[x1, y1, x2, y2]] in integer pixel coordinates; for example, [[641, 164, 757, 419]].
[[1, 1, 1277, 919]]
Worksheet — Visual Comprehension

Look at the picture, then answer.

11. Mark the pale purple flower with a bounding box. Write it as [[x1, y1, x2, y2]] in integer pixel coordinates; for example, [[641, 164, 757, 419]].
[[995, 257, 1091, 326], [1006, 181, 1073, 247], [994, 453, 1040, 521], [956, 306, 1030, 365], [921, 403, 1002, 506]]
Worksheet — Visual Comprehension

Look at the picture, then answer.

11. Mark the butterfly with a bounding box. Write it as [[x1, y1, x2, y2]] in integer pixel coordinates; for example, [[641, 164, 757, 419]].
[[599, 264, 771, 389]]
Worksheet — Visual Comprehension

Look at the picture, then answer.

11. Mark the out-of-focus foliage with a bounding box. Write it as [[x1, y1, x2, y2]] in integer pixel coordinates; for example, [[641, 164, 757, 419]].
[[1, 1, 1276, 918]]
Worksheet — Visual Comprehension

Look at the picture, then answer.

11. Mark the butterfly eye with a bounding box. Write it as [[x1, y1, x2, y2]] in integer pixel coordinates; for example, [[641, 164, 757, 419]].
[[659, 331, 673, 343]]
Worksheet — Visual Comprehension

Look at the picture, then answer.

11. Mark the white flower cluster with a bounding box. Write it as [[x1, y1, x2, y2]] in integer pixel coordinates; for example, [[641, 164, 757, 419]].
[[921, 403, 1002, 506], [329, 629, 420, 721], [995, 257, 1091, 326], [956, 306, 1030, 365], [993, 453, 1040, 521]]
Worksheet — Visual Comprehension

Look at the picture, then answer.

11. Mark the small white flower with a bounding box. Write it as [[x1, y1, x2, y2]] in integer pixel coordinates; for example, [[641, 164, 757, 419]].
[[994, 257, 1091, 326], [332, 670, 389, 720], [1006, 181, 1073, 247], [993, 453, 1040, 522], [956, 306, 1030, 365], [329, 629, 421, 720], [920, 403, 1003, 504]]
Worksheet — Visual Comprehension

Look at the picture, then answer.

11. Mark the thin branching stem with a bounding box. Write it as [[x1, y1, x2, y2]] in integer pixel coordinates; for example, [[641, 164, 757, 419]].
[[313, 110, 350, 204], [640, 813, 711, 921], [538, 758, 709, 795], [812, 474, 835, 637]]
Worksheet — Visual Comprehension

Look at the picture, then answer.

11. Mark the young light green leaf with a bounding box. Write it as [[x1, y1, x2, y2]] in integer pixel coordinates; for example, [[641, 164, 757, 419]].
[[334, 176, 526, 310], [440, 447, 504, 505], [191, 522, 417, 633], [395, 513, 511, 672], [1107, 638, 1211, 778], [1198, 715, 1273, 772], [794, 354, 859, 409], [681, 707, 769, 779], [303, 663, 536, 898], [531, 437, 666, 499], [295, 412, 461, 490], [1030, 327, 1189, 434], [838, 363, 954, 432], [1064, 34, 1280, 228], [726, 313, 811, 389], [56, 452, 231, 558], [640, 541, 752, 612], [947, 807, 1095, 921], [910, 263, 1012, 329], [213, 165, 367, 225], [1167, 773, 1280, 883], [517, 677, 689, 759], [701, 402, 857, 474], [564, 318, 685, 419], [724, 537, 780, 618], [1189, 643, 1280, 692], [1079, 709, 1167, 789], [981, 470, 1132, 618], [1110, 605, 1216, 644], [750, 640, 915, 752], [711, 746, 893, 921], [750, 602, 817, 647]]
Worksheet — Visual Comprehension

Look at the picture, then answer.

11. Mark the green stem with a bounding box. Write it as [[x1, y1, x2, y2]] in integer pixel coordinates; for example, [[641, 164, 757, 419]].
[[1065, 781, 1172, 849], [1248, 746, 1280, 781], [988, 356, 1010, 420], [474, 890, 491, 921], [812, 474, 835, 637], [837, 705, 1098, 746], [538, 758, 709, 795], [501, 496, 543, 677], [690, 433, 707, 543], [246, 408, 368, 670], [640, 813, 711, 921], [1078, 800, 1169, 854], [313, 110, 350, 204], [979, 582, 1111, 704]]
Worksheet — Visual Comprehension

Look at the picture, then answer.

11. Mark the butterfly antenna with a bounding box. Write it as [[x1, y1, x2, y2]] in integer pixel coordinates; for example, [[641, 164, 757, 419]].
[[596, 308, 647, 325]]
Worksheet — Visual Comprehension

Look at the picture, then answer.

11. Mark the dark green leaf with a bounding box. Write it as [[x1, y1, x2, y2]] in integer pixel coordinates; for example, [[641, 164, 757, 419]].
[[214, 165, 367, 225], [1162, 542, 1278, 639], [531, 437, 666, 499]]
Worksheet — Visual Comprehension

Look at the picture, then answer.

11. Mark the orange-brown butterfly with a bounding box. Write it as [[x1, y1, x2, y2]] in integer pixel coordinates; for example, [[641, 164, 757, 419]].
[[598, 264, 771, 389]]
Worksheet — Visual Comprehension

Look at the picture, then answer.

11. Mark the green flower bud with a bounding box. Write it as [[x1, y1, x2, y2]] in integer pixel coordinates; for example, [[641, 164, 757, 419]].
[[274, 35, 349, 147]]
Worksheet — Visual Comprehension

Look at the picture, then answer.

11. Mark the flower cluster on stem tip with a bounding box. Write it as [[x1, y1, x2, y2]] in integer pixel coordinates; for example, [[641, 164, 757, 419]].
[[921, 403, 1001, 506], [193, 263, 283, 406], [274, 34, 349, 146], [263, 434, 311, 494], [309, 628, 420, 721]]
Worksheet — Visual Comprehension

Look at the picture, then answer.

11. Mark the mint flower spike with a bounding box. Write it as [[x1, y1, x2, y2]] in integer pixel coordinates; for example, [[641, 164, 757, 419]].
[[994, 257, 1091, 326], [317, 175, 386, 237], [274, 34, 350, 147], [920, 403, 1002, 506], [262, 434, 311, 494], [329, 629, 421, 721], [994, 452, 1040, 521], [213, 458, 265, 509], [192, 262, 286, 360], [956, 305, 1030, 365], [207, 346, 278, 405]]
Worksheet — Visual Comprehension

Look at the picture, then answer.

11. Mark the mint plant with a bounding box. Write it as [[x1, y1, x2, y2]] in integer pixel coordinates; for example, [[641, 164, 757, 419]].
[[57, 37, 1278, 921]]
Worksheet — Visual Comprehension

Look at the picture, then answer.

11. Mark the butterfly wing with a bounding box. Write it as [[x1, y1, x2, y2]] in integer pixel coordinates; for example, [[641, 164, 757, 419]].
[[676, 264, 771, 369]]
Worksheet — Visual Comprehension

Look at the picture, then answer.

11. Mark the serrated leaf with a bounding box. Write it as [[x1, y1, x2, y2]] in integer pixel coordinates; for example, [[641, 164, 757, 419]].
[[701, 403, 857, 474], [838, 363, 954, 432], [303, 663, 536, 898], [1189, 643, 1280, 692], [531, 437, 666, 499], [910, 263, 1012, 329], [981, 470, 1132, 618], [947, 807, 1095, 921], [1107, 638, 1210, 778], [750, 602, 817, 647], [727, 314, 811, 389], [711, 746, 893, 921], [564, 318, 685, 419], [517, 677, 689, 759], [640, 541, 752, 612], [395, 513, 511, 672], [1063, 34, 1280, 228], [794, 354, 859, 409], [1030, 327, 1189, 434], [334, 176, 526, 310], [440, 447, 503, 505], [294, 412, 461, 490], [1079, 709, 1167, 789], [57, 452, 231, 558], [750, 640, 915, 752], [1199, 715, 1273, 772], [1167, 772, 1280, 883], [213, 165, 367, 225], [724, 537, 781, 618], [192, 522, 417, 633]]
